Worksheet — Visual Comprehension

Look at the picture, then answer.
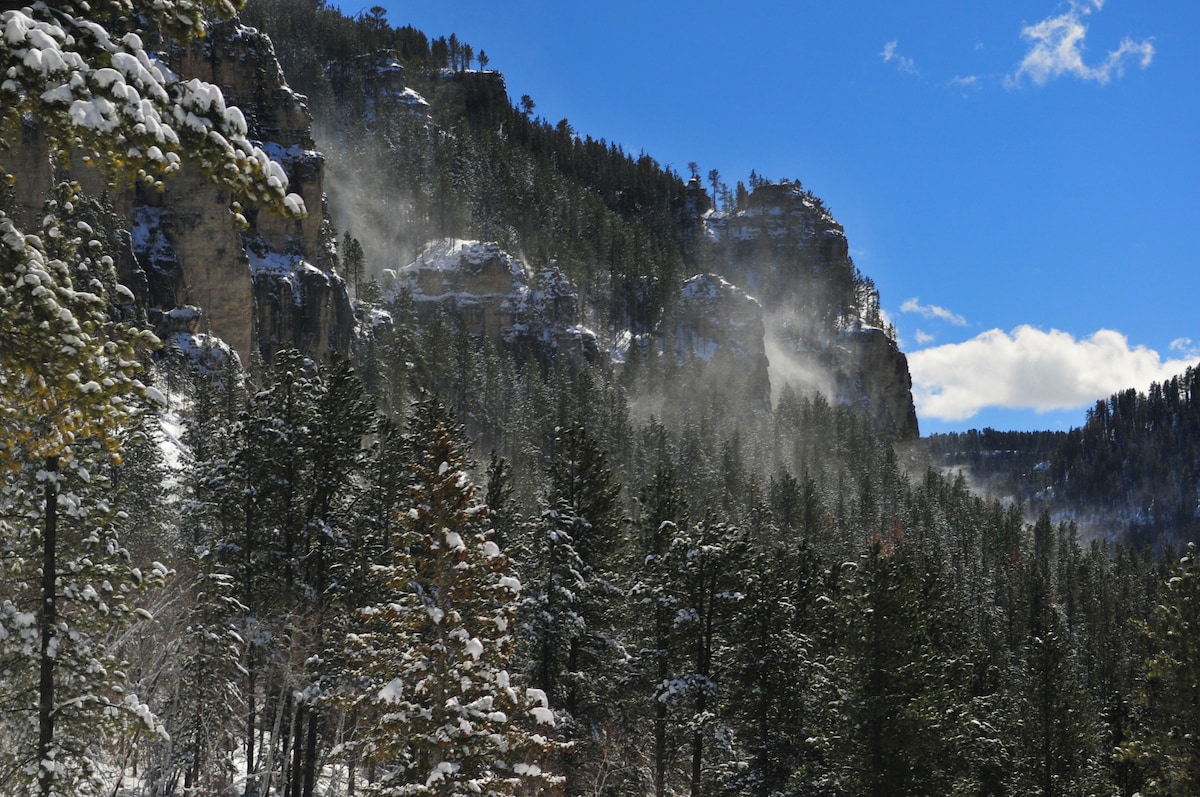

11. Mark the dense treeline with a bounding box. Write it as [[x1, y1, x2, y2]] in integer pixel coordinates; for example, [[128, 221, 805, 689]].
[[1049, 367, 1200, 550], [925, 368, 1200, 551], [923, 428, 1067, 499], [81, 320, 1198, 796]]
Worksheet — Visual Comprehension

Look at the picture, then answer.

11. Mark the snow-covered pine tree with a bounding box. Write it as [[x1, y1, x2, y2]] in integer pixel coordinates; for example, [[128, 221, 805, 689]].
[[629, 464, 685, 797], [823, 539, 970, 796], [1008, 521, 1105, 797], [542, 424, 625, 716], [650, 517, 746, 797], [201, 350, 376, 796], [0, 0, 304, 789], [0, 185, 170, 795], [288, 354, 378, 797], [158, 547, 246, 794], [723, 524, 830, 797], [332, 400, 560, 796], [518, 424, 628, 794], [523, 495, 588, 719], [144, 346, 260, 795]]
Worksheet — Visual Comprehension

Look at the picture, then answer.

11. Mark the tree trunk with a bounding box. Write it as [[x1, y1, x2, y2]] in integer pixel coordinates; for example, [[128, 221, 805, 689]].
[[244, 666, 257, 797], [345, 710, 358, 796], [567, 636, 580, 718], [655, 620, 668, 797], [289, 701, 305, 797], [691, 560, 717, 797], [37, 456, 59, 797], [242, 484, 261, 797], [302, 707, 319, 797]]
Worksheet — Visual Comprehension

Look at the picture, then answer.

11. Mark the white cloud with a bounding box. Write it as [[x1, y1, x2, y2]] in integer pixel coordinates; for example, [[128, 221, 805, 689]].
[[1008, 0, 1154, 87], [881, 40, 919, 75], [1170, 337, 1200, 358], [915, 330, 936, 345], [948, 75, 982, 97], [909, 326, 1200, 422], [900, 297, 968, 326]]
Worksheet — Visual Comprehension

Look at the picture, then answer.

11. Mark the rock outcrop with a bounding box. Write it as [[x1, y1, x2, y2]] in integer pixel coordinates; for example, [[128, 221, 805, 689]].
[[384, 239, 598, 367], [664, 273, 771, 410], [151, 21, 352, 364], [705, 181, 861, 343], [833, 327, 920, 439], [700, 181, 920, 439]]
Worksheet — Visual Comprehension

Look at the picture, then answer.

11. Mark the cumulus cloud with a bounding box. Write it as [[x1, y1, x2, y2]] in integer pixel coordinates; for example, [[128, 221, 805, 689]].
[[881, 40, 919, 75], [1008, 0, 1154, 87], [901, 297, 968, 326], [909, 326, 1200, 422], [914, 330, 936, 345]]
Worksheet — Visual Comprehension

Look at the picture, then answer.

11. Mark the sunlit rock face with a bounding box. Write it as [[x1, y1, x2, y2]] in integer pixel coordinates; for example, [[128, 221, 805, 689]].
[[150, 21, 352, 364], [5, 21, 352, 366], [705, 182, 854, 343]]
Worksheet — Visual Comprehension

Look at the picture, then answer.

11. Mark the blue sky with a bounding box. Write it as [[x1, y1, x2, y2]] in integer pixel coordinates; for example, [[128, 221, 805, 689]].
[[353, 1, 1199, 434]]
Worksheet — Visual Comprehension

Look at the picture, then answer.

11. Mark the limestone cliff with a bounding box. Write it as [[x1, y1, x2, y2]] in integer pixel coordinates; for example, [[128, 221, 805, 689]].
[[4, 21, 352, 367], [834, 328, 920, 440], [146, 20, 353, 364]]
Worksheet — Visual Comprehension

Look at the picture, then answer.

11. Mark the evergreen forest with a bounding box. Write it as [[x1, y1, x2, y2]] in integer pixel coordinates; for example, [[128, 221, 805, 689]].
[[2, 1, 1200, 796]]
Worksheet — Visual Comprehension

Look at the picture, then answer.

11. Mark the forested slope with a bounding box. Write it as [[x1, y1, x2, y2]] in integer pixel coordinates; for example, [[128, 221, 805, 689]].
[[926, 367, 1200, 552], [4, 1, 1200, 796], [1049, 368, 1200, 550]]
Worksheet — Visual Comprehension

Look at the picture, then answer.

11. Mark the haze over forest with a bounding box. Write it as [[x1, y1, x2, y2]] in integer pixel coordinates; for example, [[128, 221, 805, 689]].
[[370, 0, 1200, 435]]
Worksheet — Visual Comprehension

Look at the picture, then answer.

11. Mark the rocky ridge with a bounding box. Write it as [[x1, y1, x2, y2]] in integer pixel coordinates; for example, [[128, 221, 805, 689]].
[[329, 59, 918, 438], [6, 16, 917, 440]]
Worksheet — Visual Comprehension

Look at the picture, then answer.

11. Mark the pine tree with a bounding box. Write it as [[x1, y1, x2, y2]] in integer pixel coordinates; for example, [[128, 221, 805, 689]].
[[629, 464, 686, 797], [666, 517, 746, 797], [342, 231, 367, 298], [527, 424, 627, 793], [0, 183, 172, 795], [543, 424, 625, 709], [725, 531, 830, 797], [1121, 543, 1200, 795], [1, 0, 303, 787], [160, 548, 247, 794], [1011, 569, 1103, 797], [332, 401, 560, 796], [824, 541, 960, 797]]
